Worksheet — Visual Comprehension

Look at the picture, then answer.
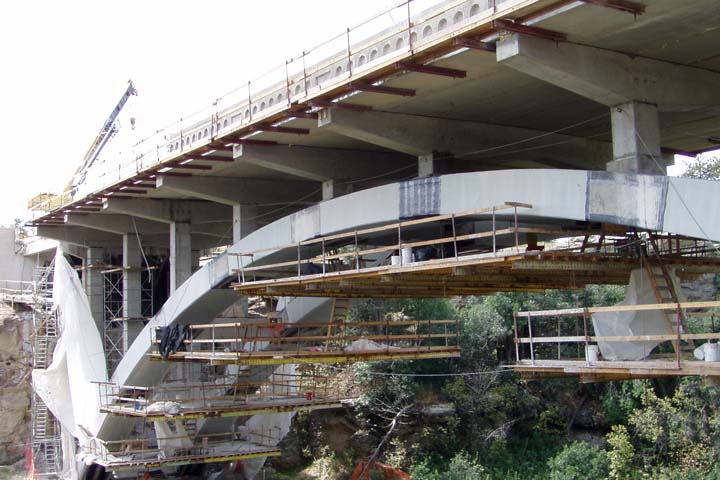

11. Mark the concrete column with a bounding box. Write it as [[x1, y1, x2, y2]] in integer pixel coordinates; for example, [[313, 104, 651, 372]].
[[122, 234, 143, 352], [84, 247, 105, 333], [170, 222, 192, 292], [232, 204, 258, 317], [232, 204, 258, 244], [321, 179, 353, 200], [608, 101, 664, 175]]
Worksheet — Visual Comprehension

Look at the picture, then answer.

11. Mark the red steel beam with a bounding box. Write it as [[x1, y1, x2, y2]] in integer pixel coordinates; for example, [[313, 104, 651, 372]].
[[234, 139, 279, 146], [309, 100, 373, 112], [204, 144, 234, 152], [158, 172, 193, 178], [395, 62, 467, 79], [249, 124, 310, 135], [348, 82, 416, 97], [168, 163, 214, 170], [193, 154, 234, 162], [492, 19, 567, 42], [114, 188, 148, 194], [284, 111, 319, 120], [453, 37, 497, 52], [578, 0, 645, 15]]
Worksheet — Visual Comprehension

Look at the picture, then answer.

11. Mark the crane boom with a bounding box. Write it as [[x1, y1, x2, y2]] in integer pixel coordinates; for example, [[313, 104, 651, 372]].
[[71, 80, 138, 191]]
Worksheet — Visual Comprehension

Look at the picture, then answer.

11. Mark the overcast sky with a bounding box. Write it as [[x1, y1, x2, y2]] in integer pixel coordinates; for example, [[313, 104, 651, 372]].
[[0, 0, 402, 226], [0, 0, 698, 227]]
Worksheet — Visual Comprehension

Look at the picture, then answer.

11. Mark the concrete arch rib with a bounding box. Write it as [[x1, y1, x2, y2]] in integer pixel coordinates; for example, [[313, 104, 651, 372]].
[[104, 169, 720, 435]]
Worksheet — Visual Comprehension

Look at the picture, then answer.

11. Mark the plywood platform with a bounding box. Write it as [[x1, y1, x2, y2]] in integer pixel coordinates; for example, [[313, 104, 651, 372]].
[[149, 346, 461, 366], [513, 358, 720, 382], [101, 398, 346, 420], [92, 445, 281, 471]]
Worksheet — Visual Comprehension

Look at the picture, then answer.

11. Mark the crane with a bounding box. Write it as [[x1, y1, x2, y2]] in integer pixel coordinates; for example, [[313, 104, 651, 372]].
[[70, 80, 138, 192]]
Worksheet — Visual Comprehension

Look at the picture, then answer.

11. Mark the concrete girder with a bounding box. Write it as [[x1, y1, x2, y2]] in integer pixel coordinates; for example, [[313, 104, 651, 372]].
[[232, 144, 413, 183], [156, 175, 318, 206], [103, 198, 231, 225], [317, 108, 611, 169], [64, 213, 167, 236], [496, 34, 720, 113], [36, 226, 121, 249]]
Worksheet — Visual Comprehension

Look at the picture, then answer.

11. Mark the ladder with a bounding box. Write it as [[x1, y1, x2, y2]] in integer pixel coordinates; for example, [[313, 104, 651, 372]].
[[639, 232, 692, 354], [30, 262, 63, 478], [325, 298, 351, 349]]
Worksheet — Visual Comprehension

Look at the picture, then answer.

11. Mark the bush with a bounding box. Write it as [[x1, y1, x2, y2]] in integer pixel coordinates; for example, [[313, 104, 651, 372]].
[[446, 452, 489, 480], [409, 452, 488, 480], [547, 441, 609, 480]]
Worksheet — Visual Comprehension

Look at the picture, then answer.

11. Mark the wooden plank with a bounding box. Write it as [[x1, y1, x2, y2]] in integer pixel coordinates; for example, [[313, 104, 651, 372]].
[[516, 332, 720, 344], [515, 301, 720, 318]]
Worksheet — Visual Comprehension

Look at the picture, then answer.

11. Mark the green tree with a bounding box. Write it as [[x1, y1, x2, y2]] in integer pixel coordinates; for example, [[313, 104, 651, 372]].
[[607, 425, 635, 480], [548, 441, 609, 480], [682, 155, 720, 180]]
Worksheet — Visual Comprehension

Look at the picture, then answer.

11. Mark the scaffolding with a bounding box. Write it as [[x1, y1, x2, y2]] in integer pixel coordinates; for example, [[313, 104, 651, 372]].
[[228, 203, 720, 299], [96, 367, 349, 420], [82, 429, 282, 471], [101, 265, 156, 372], [148, 316, 459, 365], [30, 263, 63, 478], [511, 300, 720, 382], [103, 269, 124, 372]]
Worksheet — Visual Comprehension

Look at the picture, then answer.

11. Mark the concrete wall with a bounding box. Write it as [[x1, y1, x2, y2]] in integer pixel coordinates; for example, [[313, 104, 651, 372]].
[[0, 228, 37, 282]]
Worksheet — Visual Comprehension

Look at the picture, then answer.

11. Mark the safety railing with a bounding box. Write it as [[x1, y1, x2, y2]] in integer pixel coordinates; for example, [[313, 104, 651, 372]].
[[96, 369, 348, 418], [83, 428, 282, 469], [229, 202, 534, 290], [149, 317, 460, 365], [31, 0, 539, 214], [512, 301, 720, 372], [0, 279, 35, 304]]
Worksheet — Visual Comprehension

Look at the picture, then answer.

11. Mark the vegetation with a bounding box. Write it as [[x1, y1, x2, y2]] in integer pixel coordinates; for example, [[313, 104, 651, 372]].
[[268, 285, 720, 480]]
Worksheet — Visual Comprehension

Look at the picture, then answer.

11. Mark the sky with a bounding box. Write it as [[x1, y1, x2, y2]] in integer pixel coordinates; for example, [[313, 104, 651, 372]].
[[0, 1, 701, 227], [0, 0, 400, 226]]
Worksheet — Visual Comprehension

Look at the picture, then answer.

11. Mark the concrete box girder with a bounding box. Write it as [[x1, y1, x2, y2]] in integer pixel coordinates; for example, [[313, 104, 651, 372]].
[[103, 198, 231, 225], [496, 33, 720, 113], [318, 108, 612, 168], [232, 143, 413, 183], [156, 176, 318, 206]]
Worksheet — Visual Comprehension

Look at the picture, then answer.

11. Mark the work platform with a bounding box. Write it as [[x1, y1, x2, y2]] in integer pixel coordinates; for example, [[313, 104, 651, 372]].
[[86, 438, 281, 471], [148, 317, 460, 365], [230, 203, 720, 298], [97, 370, 351, 420], [511, 301, 720, 382]]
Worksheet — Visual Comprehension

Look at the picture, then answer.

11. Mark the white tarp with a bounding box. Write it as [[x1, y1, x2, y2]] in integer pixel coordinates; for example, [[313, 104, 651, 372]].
[[592, 268, 684, 361], [242, 364, 297, 479], [32, 248, 108, 442]]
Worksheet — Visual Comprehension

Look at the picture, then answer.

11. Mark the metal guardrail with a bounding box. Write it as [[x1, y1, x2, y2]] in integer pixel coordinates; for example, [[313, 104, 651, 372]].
[[512, 301, 720, 370], [97, 370, 347, 419], [31, 0, 535, 214]]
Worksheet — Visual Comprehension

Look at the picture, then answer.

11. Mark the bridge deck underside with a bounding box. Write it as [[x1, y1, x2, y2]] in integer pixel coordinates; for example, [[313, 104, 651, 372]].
[[233, 252, 720, 298]]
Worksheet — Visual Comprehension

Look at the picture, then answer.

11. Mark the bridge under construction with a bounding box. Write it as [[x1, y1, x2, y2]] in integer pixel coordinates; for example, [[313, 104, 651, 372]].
[[8, 0, 720, 478]]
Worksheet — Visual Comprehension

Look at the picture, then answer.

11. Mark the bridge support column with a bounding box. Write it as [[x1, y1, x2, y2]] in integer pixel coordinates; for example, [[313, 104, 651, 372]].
[[496, 33, 720, 174], [83, 246, 105, 333], [232, 204, 257, 244], [170, 222, 192, 292], [418, 152, 449, 177], [609, 101, 663, 174], [322, 179, 352, 200], [122, 234, 143, 352]]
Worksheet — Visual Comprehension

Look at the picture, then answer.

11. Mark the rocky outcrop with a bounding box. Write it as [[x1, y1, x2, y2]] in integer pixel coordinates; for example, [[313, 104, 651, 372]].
[[0, 302, 32, 465]]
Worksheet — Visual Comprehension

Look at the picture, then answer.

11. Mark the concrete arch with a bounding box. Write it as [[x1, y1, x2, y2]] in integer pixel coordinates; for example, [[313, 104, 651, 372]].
[[102, 169, 720, 439]]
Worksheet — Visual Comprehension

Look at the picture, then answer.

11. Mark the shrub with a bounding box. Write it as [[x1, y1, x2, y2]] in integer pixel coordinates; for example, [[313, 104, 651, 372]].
[[547, 441, 609, 480]]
